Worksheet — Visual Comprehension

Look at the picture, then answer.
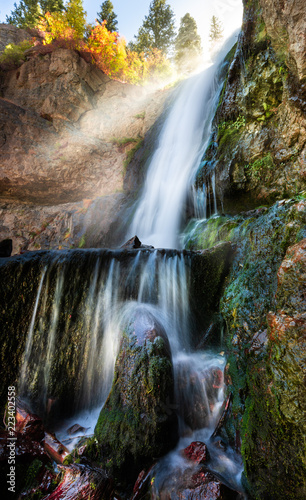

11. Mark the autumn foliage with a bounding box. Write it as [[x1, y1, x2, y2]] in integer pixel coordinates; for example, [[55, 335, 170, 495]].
[[37, 11, 172, 84]]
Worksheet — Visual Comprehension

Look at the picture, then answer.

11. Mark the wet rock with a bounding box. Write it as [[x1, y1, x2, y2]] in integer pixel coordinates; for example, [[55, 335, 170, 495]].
[[132, 465, 155, 500], [121, 235, 155, 250], [158, 467, 242, 500], [276, 239, 306, 315], [0, 430, 46, 462], [187, 199, 306, 498], [121, 235, 142, 248], [211, 393, 232, 440], [0, 238, 12, 257], [93, 315, 178, 482], [129, 305, 171, 352], [19, 468, 55, 499], [233, 238, 306, 499], [0, 428, 58, 499], [196, 0, 306, 214], [67, 423, 89, 436], [43, 463, 113, 500], [248, 329, 268, 353], [16, 404, 45, 442], [189, 242, 235, 345], [183, 441, 210, 464], [44, 432, 70, 464], [176, 362, 224, 430]]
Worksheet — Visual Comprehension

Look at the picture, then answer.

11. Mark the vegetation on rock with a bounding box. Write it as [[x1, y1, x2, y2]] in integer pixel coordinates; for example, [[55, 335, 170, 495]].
[[184, 197, 306, 498], [93, 330, 178, 483], [196, 0, 305, 213]]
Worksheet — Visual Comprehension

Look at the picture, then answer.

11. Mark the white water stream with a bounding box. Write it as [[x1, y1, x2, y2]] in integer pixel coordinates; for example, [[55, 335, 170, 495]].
[[127, 33, 239, 249], [19, 31, 244, 497], [128, 66, 222, 249]]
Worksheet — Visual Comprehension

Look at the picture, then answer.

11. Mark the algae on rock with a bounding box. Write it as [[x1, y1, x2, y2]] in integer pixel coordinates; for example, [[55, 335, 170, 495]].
[[94, 327, 178, 483], [196, 0, 306, 215]]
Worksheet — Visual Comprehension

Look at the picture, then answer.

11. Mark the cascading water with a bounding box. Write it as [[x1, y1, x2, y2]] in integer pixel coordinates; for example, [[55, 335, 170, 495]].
[[17, 30, 245, 497], [127, 32, 239, 249], [127, 66, 223, 249], [125, 32, 244, 495]]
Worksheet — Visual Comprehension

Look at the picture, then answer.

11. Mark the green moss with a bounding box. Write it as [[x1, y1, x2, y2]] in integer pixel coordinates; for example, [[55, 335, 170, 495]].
[[92, 332, 177, 483], [215, 198, 306, 498], [111, 137, 138, 146], [183, 215, 243, 251], [0, 40, 34, 66], [123, 137, 144, 174], [244, 153, 274, 183], [78, 234, 86, 248], [134, 112, 146, 119]]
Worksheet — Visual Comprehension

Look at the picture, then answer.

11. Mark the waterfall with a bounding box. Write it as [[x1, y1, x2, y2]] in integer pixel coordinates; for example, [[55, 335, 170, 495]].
[[18, 250, 192, 418], [19, 268, 46, 395], [127, 66, 222, 248], [16, 30, 244, 497]]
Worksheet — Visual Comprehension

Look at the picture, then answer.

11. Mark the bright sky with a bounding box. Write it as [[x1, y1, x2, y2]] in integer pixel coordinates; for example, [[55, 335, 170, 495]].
[[0, 0, 243, 50]]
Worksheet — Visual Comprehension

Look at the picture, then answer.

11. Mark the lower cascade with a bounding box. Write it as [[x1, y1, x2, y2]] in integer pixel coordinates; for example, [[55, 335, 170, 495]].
[[1, 0, 306, 496], [0, 33, 246, 499]]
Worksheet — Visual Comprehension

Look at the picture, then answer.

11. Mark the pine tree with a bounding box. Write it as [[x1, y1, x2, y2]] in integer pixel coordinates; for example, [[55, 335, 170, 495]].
[[7, 0, 65, 28], [6, 0, 42, 28], [175, 13, 202, 72], [65, 0, 87, 38], [209, 15, 224, 44], [40, 0, 64, 13], [96, 0, 118, 32], [133, 0, 176, 55]]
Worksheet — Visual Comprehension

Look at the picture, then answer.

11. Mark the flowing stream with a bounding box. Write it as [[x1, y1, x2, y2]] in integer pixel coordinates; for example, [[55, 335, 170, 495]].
[[127, 66, 221, 248], [19, 32, 244, 497]]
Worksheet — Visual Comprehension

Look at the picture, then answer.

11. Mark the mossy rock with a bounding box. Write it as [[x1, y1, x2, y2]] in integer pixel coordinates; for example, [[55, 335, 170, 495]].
[[189, 241, 235, 344], [94, 322, 178, 484], [216, 201, 306, 498]]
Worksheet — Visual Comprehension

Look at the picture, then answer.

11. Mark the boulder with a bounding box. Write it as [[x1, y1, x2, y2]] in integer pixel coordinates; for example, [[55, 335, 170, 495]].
[[157, 465, 241, 500], [121, 235, 154, 250], [183, 441, 210, 465], [16, 403, 45, 442], [196, 0, 306, 214], [93, 306, 178, 482], [43, 464, 113, 500]]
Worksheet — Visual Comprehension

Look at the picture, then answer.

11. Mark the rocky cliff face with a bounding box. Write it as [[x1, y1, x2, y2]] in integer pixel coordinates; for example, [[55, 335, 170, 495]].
[[0, 29, 170, 253], [197, 0, 305, 213], [0, 23, 32, 53], [185, 1, 306, 498]]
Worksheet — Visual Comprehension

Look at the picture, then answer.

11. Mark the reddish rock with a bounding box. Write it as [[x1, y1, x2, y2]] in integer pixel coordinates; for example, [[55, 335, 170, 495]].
[[43, 432, 69, 464], [158, 467, 241, 500], [19, 469, 55, 498], [183, 441, 210, 465], [132, 465, 155, 500], [16, 405, 45, 442], [0, 430, 47, 462], [276, 238, 306, 315], [43, 463, 113, 500]]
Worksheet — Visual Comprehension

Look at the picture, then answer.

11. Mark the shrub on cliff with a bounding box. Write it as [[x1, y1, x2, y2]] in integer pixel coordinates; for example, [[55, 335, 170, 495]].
[[0, 39, 34, 68], [37, 11, 173, 84]]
